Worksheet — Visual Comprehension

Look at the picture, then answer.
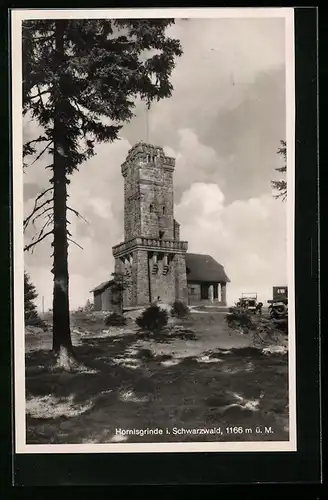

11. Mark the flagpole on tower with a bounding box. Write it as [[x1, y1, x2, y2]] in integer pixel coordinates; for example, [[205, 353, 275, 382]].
[[145, 99, 150, 143]]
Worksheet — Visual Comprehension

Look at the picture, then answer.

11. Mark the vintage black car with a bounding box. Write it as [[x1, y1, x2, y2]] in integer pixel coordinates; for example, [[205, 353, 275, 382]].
[[268, 286, 288, 319], [237, 293, 262, 314]]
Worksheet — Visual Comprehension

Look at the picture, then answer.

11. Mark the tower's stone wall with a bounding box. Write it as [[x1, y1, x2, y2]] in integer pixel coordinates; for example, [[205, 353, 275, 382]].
[[173, 219, 180, 241], [149, 254, 176, 304], [134, 249, 150, 306], [123, 159, 141, 241], [113, 142, 188, 308], [122, 143, 175, 241]]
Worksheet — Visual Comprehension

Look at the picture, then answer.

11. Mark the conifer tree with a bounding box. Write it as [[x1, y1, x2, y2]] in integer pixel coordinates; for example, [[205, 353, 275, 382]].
[[272, 140, 287, 201], [24, 271, 39, 325], [22, 19, 182, 362]]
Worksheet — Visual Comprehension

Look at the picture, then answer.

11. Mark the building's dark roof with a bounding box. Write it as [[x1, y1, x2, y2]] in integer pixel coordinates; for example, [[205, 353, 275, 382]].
[[186, 253, 230, 283], [90, 280, 114, 293], [91, 253, 229, 294]]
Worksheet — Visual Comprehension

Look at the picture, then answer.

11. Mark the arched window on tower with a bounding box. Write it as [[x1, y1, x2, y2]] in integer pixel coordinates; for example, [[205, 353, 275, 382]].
[[150, 204, 153, 213], [162, 206, 166, 215]]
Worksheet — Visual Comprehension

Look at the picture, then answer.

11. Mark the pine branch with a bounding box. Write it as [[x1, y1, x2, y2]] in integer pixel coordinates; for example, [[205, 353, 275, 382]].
[[275, 166, 287, 173], [271, 180, 287, 202], [23, 136, 49, 157], [274, 192, 287, 202], [32, 34, 54, 42]]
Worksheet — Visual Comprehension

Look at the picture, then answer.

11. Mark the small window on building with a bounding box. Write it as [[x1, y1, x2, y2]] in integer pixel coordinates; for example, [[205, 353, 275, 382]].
[[190, 287, 196, 295], [150, 204, 153, 213], [162, 206, 166, 215], [159, 230, 164, 239]]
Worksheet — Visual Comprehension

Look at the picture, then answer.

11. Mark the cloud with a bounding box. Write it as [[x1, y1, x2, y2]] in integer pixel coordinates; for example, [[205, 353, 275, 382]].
[[163, 128, 227, 202], [123, 18, 285, 202], [175, 182, 287, 305]]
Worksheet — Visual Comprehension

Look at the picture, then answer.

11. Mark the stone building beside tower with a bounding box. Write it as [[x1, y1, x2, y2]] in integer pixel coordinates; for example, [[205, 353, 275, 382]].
[[91, 142, 230, 311]]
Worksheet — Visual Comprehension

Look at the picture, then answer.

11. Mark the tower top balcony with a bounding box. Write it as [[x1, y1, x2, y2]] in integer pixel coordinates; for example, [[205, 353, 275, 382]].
[[112, 236, 188, 258], [121, 141, 175, 177]]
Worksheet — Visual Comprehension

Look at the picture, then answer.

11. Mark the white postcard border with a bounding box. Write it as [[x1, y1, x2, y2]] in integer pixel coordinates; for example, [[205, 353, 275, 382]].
[[12, 7, 296, 454]]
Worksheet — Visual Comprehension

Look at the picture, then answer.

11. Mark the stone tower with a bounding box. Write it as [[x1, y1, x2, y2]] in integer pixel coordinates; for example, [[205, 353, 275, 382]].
[[112, 142, 188, 307]]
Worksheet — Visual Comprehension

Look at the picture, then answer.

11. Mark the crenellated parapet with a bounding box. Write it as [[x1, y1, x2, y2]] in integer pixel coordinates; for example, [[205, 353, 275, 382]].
[[121, 142, 175, 177], [112, 236, 188, 259]]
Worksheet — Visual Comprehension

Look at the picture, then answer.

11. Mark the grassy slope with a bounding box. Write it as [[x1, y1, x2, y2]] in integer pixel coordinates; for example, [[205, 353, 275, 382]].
[[25, 311, 289, 444]]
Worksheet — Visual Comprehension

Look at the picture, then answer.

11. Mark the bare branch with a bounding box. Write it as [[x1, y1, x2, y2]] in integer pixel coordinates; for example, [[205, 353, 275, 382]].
[[30, 215, 54, 247], [28, 89, 50, 100], [68, 238, 84, 250], [34, 187, 53, 203], [24, 196, 53, 230], [24, 230, 53, 252], [36, 84, 46, 111], [28, 140, 53, 166], [67, 206, 89, 224], [30, 206, 53, 229]]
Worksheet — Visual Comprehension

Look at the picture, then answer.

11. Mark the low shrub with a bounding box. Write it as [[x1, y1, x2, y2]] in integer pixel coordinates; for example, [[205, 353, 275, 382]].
[[25, 311, 46, 329], [136, 304, 168, 332], [272, 317, 288, 334], [104, 312, 126, 327], [225, 307, 255, 333], [226, 306, 286, 345], [170, 300, 190, 319]]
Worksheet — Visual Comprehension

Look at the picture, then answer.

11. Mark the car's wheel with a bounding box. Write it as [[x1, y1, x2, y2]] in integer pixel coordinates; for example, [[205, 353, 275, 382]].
[[272, 304, 287, 317]]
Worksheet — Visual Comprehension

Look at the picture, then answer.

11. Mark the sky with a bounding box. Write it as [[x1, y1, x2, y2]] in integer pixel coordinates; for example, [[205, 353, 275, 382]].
[[22, 16, 288, 310]]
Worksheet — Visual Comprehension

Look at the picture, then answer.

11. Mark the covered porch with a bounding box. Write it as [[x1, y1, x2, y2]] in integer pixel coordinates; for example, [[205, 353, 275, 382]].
[[187, 281, 227, 306]]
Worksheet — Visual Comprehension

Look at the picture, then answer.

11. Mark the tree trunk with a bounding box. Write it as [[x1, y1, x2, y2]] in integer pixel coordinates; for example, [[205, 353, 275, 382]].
[[52, 20, 74, 359], [52, 149, 73, 355]]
